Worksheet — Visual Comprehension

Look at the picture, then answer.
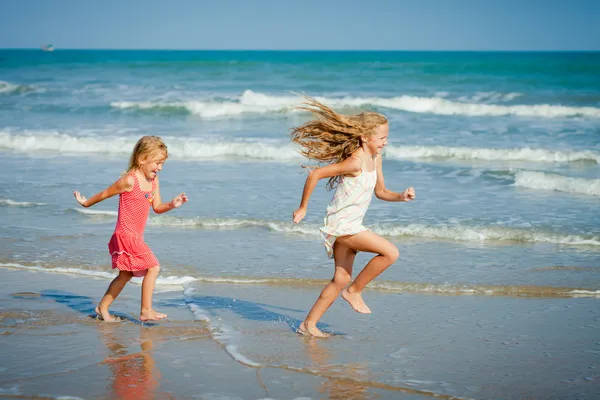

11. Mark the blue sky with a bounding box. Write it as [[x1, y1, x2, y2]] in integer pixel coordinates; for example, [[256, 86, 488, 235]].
[[1, 0, 598, 50]]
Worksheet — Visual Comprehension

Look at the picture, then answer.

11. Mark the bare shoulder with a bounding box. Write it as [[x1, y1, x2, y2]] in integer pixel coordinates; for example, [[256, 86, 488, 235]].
[[333, 155, 360, 178], [119, 175, 135, 192], [347, 151, 366, 170]]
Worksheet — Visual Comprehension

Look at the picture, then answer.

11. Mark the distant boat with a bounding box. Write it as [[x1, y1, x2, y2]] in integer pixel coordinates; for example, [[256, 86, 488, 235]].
[[41, 44, 55, 52]]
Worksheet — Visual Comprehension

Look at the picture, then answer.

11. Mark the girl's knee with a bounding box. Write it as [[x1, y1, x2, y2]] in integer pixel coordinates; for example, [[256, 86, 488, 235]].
[[148, 265, 160, 274], [385, 246, 400, 264], [332, 270, 352, 288]]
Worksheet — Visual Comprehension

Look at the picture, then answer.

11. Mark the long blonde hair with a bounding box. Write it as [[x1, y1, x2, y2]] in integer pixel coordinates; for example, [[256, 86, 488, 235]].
[[124, 136, 168, 175], [290, 96, 388, 189]]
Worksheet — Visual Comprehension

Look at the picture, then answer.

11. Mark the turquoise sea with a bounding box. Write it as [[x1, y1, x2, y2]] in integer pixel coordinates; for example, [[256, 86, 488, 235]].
[[1, 50, 599, 399]]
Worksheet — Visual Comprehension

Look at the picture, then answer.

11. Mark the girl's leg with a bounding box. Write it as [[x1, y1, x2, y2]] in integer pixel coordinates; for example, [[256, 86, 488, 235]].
[[336, 231, 399, 314], [97, 270, 134, 322], [299, 242, 356, 337], [140, 265, 167, 321]]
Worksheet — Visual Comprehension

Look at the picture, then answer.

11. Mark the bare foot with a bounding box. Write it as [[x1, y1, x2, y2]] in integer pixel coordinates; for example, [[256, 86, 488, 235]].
[[140, 309, 167, 322], [297, 321, 330, 338], [94, 306, 122, 323], [341, 289, 372, 314]]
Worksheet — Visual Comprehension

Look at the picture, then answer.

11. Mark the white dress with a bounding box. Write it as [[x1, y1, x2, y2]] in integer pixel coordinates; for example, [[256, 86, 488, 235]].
[[319, 156, 377, 258]]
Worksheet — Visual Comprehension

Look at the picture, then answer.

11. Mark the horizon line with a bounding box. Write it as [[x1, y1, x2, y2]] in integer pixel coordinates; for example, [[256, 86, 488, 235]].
[[1, 47, 599, 53]]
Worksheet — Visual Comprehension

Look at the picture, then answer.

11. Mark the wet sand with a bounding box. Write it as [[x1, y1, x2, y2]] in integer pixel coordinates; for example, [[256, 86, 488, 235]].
[[0, 267, 599, 399]]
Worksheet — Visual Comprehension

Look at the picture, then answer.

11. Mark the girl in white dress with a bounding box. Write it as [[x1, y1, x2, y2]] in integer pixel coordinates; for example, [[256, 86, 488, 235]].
[[291, 97, 416, 337]]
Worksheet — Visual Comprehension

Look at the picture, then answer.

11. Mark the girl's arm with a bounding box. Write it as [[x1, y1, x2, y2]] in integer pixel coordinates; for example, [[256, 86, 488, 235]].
[[374, 156, 415, 202], [152, 177, 188, 214], [292, 157, 362, 223], [73, 176, 134, 207]]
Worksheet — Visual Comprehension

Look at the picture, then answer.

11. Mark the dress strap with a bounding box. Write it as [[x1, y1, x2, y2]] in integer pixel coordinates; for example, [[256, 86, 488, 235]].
[[349, 155, 363, 171], [128, 172, 139, 191]]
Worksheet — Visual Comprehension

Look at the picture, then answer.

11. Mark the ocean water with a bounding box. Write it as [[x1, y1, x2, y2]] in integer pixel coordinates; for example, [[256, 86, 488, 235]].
[[1, 50, 599, 397]]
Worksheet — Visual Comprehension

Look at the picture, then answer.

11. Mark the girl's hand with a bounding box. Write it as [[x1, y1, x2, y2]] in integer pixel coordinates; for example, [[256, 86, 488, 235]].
[[403, 187, 415, 201], [171, 193, 188, 208], [293, 207, 307, 224], [73, 191, 88, 207]]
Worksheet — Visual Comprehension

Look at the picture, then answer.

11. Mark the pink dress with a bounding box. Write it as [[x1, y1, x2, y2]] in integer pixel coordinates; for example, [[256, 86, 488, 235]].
[[108, 173, 159, 277]]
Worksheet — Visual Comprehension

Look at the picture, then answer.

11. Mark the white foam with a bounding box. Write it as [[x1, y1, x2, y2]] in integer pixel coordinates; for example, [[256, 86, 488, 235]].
[[569, 290, 600, 297], [457, 92, 522, 103], [72, 208, 118, 217], [158, 217, 600, 247], [4, 130, 598, 166], [54, 397, 85, 400], [0, 130, 138, 154], [371, 223, 600, 246], [0, 80, 35, 95], [194, 395, 244, 400], [4, 262, 596, 298], [224, 345, 261, 367], [384, 145, 600, 164], [0, 263, 196, 286], [110, 90, 600, 119], [514, 171, 600, 196], [0, 130, 302, 162], [185, 289, 262, 368], [0, 385, 20, 395], [149, 216, 318, 235], [73, 212, 600, 247], [0, 198, 46, 207], [187, 301, 211, 322], [371, 281, 600, 298]]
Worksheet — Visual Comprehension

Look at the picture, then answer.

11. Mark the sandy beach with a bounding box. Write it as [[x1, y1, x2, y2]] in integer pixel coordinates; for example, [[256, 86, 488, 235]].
[[1, 267, 598, 399]]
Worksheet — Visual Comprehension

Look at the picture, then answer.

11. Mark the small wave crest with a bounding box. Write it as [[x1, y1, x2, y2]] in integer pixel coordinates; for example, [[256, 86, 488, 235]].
[[371, 223, 600, 246], [0, 198, 47, 207], [0, 262, 196, 285], [187, 276, 600, 298], [110, 90, 600, 119], [4, 131, 598, 167], [457, 92, 523, 103], [156, 217, 600, 247], [3, 262, 597, 298], [0, 131, 302, 161], [184, 288, 262, 367], [0, 80, 36, 95], [71, 211, 600, 247], [149, 216, 318, 235], [72, 208, 118, 217], [514, 171, 600, 197], [385, 145, 600, 164]]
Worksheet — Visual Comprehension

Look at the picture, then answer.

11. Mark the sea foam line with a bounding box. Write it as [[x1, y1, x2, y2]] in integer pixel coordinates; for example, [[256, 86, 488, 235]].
[[385, 145, 600, 164], [514, 171, 600, 197], [3, 130, 598, 165], [0, 263, 196, 286], [185, 288, 262, 367], [110, 90, 600, 119], [0, 198, 47, 207], [2, 262, 597, 298], [72, 210, 600, 247], [0, 80, 36, 95], [0, 130, 303, 162]]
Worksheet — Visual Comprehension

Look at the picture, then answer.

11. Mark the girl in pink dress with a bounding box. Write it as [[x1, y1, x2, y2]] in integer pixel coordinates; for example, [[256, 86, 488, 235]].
[[74, 136, 188, 322]]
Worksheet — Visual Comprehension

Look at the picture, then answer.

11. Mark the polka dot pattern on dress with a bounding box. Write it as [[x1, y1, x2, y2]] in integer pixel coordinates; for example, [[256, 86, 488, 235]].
[[108, 173, 159, 275]]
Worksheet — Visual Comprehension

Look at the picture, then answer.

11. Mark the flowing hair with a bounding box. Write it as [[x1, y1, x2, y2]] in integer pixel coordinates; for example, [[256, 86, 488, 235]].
[[290, 96, 387, 190], [124, 136, 168, 175]]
